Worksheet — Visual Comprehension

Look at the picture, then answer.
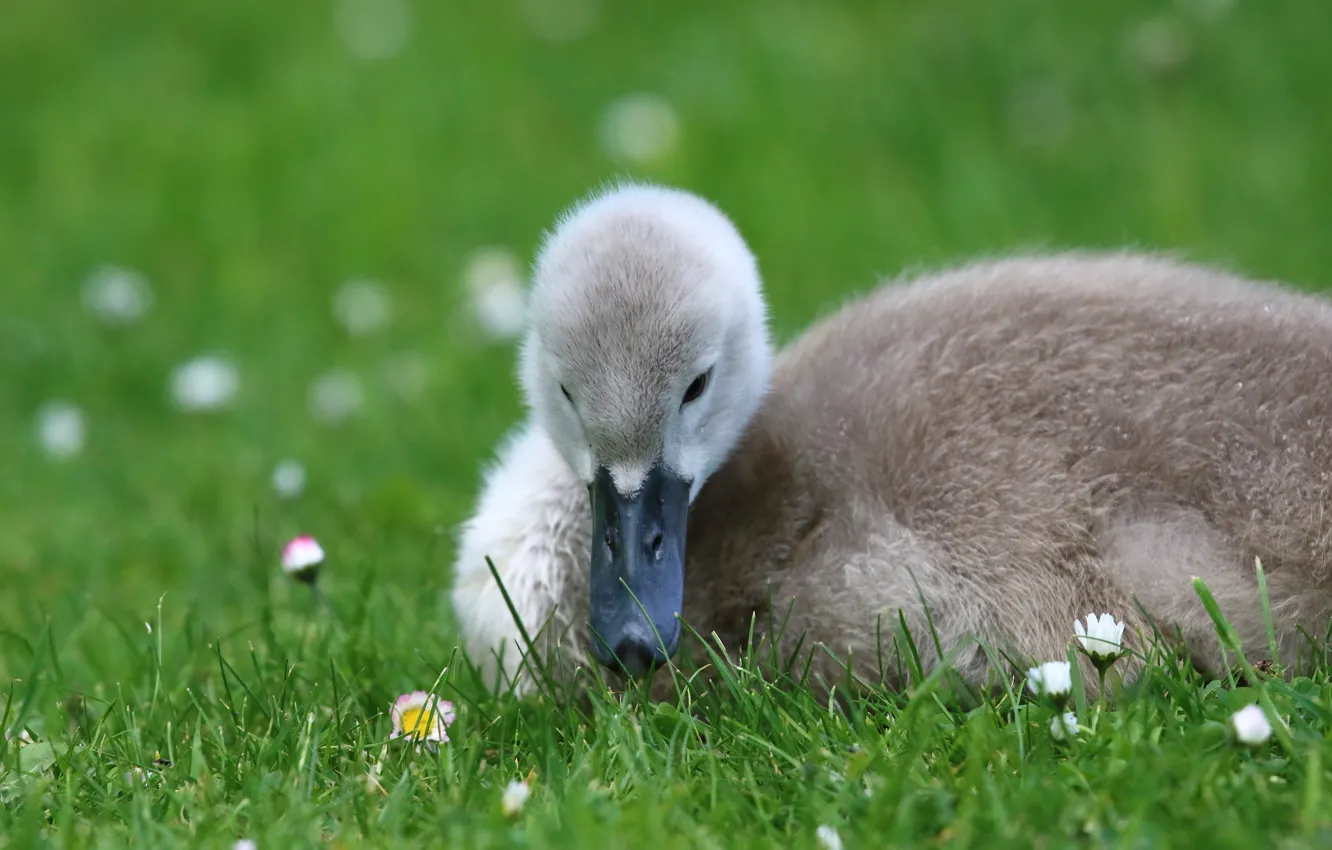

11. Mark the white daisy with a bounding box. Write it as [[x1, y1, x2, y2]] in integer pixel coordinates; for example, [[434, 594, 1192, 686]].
[[281, 535, 324, 582], [170, 355, 239, 412], [390, 690, 455, 748], [1049, 711, 1079, 741], [271, 459, 307, 499], [502, 778, 531, 816], [308, 370, 364, 424], [815, 824, 843, 850], [332, 277, 392, 336], [1074, 613, 1125, 661], [1026, 661, 1073, 701], [83, 265, 153, 325], [1231, 704, 1272, 746], [35, 400, 86, 460], [463, 246, 527, 341], [599, 93, 680, 165]]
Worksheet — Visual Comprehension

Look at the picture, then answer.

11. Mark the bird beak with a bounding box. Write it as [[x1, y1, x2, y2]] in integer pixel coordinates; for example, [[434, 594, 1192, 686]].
[[587, 462, 689, 677]]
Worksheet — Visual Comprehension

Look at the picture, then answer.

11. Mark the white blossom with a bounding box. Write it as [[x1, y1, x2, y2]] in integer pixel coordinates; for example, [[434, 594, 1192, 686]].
[[35, 400, 86, 459], [599, 93, 680, 165], [1231, 704, 1272, 745], [1075, 613, 1125, 661], [332, 277, 391, 336], [815, 825, 843, 850], [272, 459, 307, 499], [463, 246, 527, 341], [281, 535, 325, 577], [502, 778, 531, 815], [1026, 661, 1072, 700], [83, 265, 153, 325], [308, 370, 364, 424], [390, 690, 455, 749], [170, 355, 239, 412], [1050, 711, 1079, 741]]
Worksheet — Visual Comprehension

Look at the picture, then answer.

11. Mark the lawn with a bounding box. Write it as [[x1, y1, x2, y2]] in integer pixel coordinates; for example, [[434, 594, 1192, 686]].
[[3, 0, 1332, 846]]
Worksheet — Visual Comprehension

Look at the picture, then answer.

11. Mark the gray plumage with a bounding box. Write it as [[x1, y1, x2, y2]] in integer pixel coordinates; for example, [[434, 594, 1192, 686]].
[[451, 184, 1332, 699]]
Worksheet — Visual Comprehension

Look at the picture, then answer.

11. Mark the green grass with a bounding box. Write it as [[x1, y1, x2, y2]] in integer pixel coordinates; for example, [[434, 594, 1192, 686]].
[[4, 0, 1332, 846]]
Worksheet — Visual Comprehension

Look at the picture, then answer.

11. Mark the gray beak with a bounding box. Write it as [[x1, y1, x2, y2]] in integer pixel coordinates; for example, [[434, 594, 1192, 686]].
[[587, 462, 689, 677]]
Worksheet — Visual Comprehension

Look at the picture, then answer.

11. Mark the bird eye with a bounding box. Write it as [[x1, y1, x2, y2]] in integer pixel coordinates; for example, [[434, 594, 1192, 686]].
[[561, 385, 574, 404], [682, 370, 711, 406]]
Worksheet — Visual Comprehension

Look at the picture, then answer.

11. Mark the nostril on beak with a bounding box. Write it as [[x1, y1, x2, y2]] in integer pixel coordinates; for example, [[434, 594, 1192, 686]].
[[647, 529, 664, 557], [613, 637, 661, 678]]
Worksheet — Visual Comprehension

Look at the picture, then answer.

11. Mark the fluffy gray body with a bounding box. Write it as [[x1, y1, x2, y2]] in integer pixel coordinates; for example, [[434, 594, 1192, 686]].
[[450, 186, 1332, 698], [683, 251, 1332, 691]]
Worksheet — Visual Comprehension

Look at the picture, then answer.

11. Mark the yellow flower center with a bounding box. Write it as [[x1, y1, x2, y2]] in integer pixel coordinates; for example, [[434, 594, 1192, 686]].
[[400, 706, 433, 739]]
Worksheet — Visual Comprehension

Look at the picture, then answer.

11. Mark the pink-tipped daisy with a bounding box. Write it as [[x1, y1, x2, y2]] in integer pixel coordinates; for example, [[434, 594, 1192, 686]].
[[390, 690, 455, 749], [281, 535, 324, 584]]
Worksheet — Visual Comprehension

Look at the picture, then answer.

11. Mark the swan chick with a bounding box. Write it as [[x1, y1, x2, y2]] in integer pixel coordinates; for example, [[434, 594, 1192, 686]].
[[515, 184, 772, 676]]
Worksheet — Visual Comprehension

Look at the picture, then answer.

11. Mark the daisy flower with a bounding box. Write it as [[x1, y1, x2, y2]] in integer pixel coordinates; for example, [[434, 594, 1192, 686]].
[[169, 355, 239, 412], [390, 690, 455, 748], [462, 246, 527, 342], [1075, 613, 1125, 662], [1231, 704, 1272, 746], [271, 459, 307, 499], [502, 778, 531, 816], [1027, 661, 1073, 705], [281, 535, 324, 584], [35, 400, 86, 460], [815, 824, 843, 850], [83, 264, 153, 325], [1050, 711, 1079, 741]]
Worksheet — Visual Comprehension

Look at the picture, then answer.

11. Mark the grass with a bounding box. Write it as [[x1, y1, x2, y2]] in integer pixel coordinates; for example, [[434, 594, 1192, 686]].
[[3, 0, 1332, 845]]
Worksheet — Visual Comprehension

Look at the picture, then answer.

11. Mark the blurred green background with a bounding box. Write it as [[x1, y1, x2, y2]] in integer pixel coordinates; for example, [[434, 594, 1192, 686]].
[[2, 0, 1330, 677]]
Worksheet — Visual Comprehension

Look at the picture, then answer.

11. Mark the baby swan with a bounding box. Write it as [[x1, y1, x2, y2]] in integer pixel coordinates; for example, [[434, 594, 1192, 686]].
[[452, 183, 1332, 698], [453, 184, 772, 687]]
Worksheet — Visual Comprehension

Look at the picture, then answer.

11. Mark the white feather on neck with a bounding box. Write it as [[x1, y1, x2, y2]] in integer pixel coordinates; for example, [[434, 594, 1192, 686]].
[[450, 421, 591, 694]]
